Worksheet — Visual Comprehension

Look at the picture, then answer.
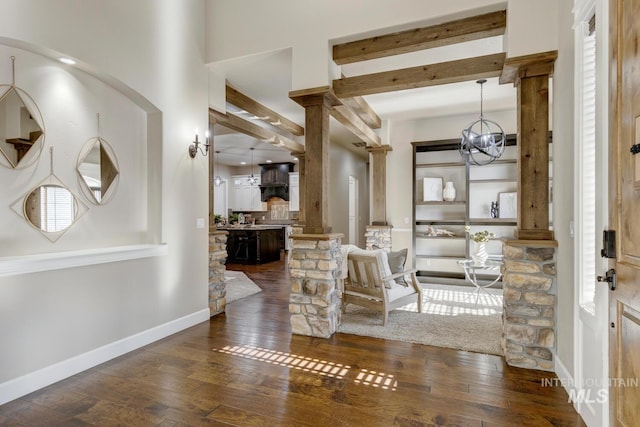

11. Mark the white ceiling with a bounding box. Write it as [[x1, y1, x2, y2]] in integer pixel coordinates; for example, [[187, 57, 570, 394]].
[[210, 34, 517, 167]]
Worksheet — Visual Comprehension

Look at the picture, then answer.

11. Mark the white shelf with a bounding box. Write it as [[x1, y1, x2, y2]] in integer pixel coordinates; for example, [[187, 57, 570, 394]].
[[0, 244, 168, 277]]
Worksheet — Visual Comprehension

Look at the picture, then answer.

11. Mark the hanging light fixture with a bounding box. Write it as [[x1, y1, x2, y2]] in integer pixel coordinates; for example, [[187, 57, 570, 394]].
[[459, 79, 505, 166], [247, 147, 258, 186], [213, 150, 224, 187]]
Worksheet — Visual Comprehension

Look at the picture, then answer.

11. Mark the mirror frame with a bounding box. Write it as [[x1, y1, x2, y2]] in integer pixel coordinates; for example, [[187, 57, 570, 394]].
[[0, 84, 45, 169], [10, 175, 88, 242], [76, 137, 119, 205]]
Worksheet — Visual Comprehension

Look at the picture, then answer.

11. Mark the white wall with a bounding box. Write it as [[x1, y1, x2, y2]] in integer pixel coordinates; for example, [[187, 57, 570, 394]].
[[0, 0, 209, 401], [330, 144, 369, 247]]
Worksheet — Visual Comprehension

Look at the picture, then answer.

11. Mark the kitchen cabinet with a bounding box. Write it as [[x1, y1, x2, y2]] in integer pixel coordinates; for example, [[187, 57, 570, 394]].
[[229, 175, 263, 211], [289, 172, 299, 211]]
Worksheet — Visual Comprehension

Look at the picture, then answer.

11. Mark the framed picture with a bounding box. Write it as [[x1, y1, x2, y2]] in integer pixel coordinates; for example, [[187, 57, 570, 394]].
[[423, 177, 443, 201], [499, 192, 517, 218]]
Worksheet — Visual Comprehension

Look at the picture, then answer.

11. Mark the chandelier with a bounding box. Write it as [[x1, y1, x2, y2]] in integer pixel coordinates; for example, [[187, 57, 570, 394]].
[[213, 150, 223, 187], [247, 147, 258, 186], [459, 79, 505, 166]]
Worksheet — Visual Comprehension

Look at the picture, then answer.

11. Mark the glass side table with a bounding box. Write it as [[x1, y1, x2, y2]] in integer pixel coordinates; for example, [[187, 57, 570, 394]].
[[457, 259, 503, 305]]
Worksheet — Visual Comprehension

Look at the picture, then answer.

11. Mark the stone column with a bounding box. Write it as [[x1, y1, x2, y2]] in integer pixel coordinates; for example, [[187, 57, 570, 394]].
[[502, 240, 557, 370], [209, 230, 228, 316], [289, 233, 344, 338], [365, 225, 393, 251]]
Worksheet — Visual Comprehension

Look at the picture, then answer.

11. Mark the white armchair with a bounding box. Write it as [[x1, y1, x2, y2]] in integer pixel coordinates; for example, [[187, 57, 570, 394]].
[[342, 250, 422, 325]]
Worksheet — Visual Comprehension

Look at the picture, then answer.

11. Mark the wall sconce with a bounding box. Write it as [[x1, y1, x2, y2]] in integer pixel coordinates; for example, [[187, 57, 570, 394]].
[[189, 129, 210, 158]]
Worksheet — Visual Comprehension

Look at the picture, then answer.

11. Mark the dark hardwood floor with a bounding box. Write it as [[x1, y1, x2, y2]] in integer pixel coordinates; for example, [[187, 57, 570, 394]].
[[0, 254, 585, 426]]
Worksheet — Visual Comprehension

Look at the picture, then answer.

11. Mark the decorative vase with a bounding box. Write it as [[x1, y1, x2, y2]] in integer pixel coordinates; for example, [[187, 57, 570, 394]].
[[443, 181, 456, 202], [471, 241, 488, 265]]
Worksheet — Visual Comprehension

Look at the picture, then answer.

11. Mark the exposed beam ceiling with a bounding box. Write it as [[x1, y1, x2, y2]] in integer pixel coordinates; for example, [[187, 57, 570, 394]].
[[289, 86, 381, 147], [209, 109, 304, 153], [333, 52, 506, 98], [340, 96, 382, 129], [500, 50, 558, 85], [332, 10, 506, 65], [225, 84, 304, 136], [331, 104, 381, 146]]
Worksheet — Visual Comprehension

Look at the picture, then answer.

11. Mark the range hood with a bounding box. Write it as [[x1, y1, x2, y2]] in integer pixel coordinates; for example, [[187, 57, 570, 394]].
[[259, 162, 295, 202]]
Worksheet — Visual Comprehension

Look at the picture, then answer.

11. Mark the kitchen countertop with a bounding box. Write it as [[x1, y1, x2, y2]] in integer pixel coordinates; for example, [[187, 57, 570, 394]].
[[216, 225, 287, 230]]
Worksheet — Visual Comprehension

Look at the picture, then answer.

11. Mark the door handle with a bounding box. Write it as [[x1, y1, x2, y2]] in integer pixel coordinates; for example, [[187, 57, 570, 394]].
[[597, 268, 617, 291]]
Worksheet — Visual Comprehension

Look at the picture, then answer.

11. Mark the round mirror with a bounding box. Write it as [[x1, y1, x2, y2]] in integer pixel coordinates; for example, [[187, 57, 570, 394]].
[[0, 85, 45, 169], [23, 184, 78, 233], [77, 137, 119, 204]]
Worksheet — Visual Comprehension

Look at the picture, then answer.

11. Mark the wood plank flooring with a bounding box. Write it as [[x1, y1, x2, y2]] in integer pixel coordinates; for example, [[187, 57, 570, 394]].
[[0, 255, 585, 426]]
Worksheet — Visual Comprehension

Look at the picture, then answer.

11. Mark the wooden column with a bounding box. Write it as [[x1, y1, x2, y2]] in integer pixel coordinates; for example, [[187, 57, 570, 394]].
[[292, 151, 306, 226], [501, 51, 557, 240], [289, 87, 341, 234], [208, 126, 216, 231], [367, 145, 393, 225]]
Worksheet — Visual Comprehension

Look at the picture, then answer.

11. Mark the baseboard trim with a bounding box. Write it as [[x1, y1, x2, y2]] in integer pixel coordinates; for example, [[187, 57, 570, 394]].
[[0, 308, 210, 405], [555, 356, 577, 408]]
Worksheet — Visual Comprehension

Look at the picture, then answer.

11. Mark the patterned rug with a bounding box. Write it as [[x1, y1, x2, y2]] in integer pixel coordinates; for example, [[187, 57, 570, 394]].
[[225, 271, 262, 303], [338, 283, 504, 356]]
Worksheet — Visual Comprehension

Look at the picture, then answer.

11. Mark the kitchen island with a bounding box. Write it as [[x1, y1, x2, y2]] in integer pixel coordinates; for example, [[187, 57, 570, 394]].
[[218, 225, 283, 264]]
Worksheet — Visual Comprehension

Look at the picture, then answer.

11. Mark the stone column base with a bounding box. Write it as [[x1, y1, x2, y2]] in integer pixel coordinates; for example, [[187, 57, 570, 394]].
[[502, 240, 557, 371], [209, 230, 228, 316], [365, 225, 392, 251], [289, 233, 344, 338]]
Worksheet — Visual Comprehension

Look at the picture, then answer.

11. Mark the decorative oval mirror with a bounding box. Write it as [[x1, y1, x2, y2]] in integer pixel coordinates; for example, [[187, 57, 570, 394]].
[[76, 137, 119, 204], [0, 85, 45, 169], [23, 184, 77, 233]]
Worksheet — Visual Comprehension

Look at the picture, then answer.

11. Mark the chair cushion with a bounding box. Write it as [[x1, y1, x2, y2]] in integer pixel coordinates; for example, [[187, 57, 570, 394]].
[[387, 281, 416, 301], [387, 248, 408, 286]]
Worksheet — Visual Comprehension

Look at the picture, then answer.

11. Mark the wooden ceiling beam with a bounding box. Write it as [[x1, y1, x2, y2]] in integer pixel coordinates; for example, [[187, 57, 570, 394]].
[[340, 96, 382, 129], [209, 108, 304, 153], [290, 86, 381, 147], [499, 50, 558, 85], [332, 10, 506, 65], [332, 53, 506, 98], [225, 84, 304, 136], [331, 104, 381, 146]]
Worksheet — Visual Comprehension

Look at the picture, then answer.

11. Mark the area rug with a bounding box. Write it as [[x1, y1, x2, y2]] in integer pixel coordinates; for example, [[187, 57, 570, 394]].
[[337, 283, 504, 356], [225, 271, 262, 303]]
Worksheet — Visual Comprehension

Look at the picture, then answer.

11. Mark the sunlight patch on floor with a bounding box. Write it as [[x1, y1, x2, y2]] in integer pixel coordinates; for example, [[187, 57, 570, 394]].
[[214, 345, 398, 391], [400, 286, 503, 317]]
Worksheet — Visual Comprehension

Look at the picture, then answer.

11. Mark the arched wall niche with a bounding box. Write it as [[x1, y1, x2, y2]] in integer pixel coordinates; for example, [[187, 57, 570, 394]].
[[0, 38, 163, 256]]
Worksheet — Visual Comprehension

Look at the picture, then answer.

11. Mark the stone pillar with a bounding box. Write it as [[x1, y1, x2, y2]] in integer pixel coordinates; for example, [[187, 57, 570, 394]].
[[502, 240, 557, 370], [209, 230, 228, 316], [365, 225, 392, 251], [289, 233, 344, 338], [367, 145, 392, 226]]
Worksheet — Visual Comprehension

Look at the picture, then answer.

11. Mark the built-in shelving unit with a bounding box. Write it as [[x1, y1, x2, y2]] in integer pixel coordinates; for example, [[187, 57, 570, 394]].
[[412, 134, 553, 283], [412, 135, 518, 282]]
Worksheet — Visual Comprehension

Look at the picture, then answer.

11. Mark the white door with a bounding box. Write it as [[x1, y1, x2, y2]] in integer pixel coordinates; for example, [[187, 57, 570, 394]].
[[573, 3, 608, 424], [348, 176, 358, 246]]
